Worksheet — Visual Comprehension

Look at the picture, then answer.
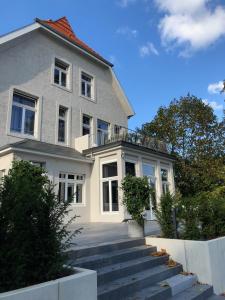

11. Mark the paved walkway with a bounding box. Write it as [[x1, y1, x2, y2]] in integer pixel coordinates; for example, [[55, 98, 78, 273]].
[[69, 221, 160, 248]]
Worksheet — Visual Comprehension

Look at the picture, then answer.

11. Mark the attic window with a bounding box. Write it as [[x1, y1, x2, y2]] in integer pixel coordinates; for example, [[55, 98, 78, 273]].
[[54, 58, 70, 88]]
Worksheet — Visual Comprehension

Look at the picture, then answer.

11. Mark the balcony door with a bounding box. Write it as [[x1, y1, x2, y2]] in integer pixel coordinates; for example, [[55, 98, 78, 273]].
[[97, 119, 109, 146]]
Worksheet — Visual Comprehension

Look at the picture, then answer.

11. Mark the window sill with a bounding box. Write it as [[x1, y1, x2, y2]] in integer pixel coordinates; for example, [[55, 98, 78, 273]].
[[7, 131, 39, 141], [79, 94, 96, 103], [51, 83, 72, 93]]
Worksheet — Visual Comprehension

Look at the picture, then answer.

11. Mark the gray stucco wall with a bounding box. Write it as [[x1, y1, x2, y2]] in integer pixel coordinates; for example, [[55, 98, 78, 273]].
[[0, 29, 128, 148]]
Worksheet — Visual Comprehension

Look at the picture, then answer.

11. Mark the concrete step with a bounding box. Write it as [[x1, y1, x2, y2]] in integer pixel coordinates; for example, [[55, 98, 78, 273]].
[[98, 264, 183, 300], [124, 284, 172, 300], [208, 296, 225, 300], [97, 254, 169, 285], [168, 283, 213, 300], [72, 245, 156, 269], [68, 238, 145, 259]]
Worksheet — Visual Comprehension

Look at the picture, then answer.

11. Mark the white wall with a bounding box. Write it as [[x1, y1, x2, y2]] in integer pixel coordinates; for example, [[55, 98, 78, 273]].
[[0, 29, 128, 148]]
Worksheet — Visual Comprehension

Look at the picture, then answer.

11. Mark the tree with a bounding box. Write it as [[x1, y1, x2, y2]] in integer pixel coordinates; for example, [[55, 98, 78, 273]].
[[0, 161, 78, 292], [139, 94, 225, 196]]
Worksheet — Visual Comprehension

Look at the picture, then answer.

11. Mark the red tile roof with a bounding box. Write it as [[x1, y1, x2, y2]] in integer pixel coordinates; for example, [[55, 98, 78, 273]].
[[36, 17, 113, 67]]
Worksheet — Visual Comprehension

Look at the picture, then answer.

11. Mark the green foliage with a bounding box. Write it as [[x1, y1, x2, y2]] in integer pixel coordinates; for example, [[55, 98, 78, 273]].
[[121, 175, 151, 227], [139, 94, 225, 196], [0, 161, 78, 293], [155, 192, 176, 239]]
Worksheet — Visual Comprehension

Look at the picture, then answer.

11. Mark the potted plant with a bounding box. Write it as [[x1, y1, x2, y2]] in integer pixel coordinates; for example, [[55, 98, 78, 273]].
[[121, 175, 151, 238]]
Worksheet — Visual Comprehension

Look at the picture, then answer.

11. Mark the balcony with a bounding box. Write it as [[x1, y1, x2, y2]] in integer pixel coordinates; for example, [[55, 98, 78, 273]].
[[75, 127, 169, 154]]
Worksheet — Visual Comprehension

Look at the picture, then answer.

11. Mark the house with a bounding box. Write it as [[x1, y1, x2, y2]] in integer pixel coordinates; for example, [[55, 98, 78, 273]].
[[0, 17, 175, 223]]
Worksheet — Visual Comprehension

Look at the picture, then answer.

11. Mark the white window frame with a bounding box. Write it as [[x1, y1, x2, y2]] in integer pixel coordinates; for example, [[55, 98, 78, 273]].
[[161, 167, 170, 195], [55, 104, 71, 146], [100, 160, 119, 214], [58, 172, 85, 206], [7, 88, 42, 140], [79, 68, 95, 101], [52, 56, 72, 92]]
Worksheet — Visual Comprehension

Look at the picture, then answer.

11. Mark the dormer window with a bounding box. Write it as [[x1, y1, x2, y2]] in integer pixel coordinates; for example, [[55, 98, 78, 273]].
[[81, 71, 94, 99], [54, 58, 69, 88]]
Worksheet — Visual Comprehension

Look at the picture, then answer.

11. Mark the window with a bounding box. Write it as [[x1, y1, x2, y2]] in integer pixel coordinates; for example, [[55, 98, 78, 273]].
[[0, 169, 5, 181], [161, 168, 170, 195], [54, 58, 69, 88], [10, 92, 37, 136], [101, 162, 119, 212], [82, 115, 92, 136], [58, 173, 85, 204], [114, 125, 122, 135], [143, 163, 156, 210], [97, 119, 109, 145], [58, 106, 68, 143], [81, 72, 94, 99], [125, 161, 136, 176]]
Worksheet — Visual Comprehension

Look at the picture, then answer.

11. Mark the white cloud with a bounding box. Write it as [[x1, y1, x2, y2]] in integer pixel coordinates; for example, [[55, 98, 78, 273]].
[[203, 99, 224, 111], [117, 0, 137, 8], [116, 26, 138, 38], [155, 0, 225, 56], [208, 81, 224, 94], [139, 42, 159, 57]]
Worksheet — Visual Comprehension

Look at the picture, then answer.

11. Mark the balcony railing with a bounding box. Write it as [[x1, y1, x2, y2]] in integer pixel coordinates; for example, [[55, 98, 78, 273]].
[[97, 127, 169, 154]]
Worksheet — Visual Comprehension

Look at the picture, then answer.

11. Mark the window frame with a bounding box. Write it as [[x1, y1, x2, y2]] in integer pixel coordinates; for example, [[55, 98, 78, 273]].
[[160, 167, 170, 195], [142, 162, 157, 210], [7, 88, 41, 140], [97, 119, 110, 146], [52, 57, 72, 92], [79, 68, 96, 101], [82, 114, 92, 136], [100, 160, 119, 214], [58, 172, 86, 206], [55, 104, 71, 146], [125, 160, 137, 177]]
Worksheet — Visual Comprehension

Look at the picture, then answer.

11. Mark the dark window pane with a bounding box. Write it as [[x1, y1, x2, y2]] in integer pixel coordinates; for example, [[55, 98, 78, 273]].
[[82, 73, 91, 82], [81, 81, 86, 96], [87, 84, 91, 98], [76, 184, 83, 203], [161, 169, 168, 181], [10, 105, 22, 133], [58, 119, 65, 142], [103, 162, 118, 178], [55, 59, 68, 70], [13, 94, 35, 107], [125, 162, 136, 176], [68, 174, 74, 180], [59, 106, 66, 118], [83, 115, 90, 125], [97, 119, 109, 131], [67, 183, 74, 202], [59, 182, 65, 201], [61, 72, 67, 87], [143, 164, 155, 177], [111, 180, 118, 211], [54, 68, 60, 84], [24, 109, 35, 135], [103, 181, 109, 211], [83, 127, 90, 136], [59, 173, 66, 179]]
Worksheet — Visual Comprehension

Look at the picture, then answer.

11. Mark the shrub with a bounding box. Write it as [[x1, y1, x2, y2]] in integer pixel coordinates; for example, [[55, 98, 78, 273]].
[[155, 192, 176, 239], [0, 161, 78, 293], [121, 175, 151, 227]]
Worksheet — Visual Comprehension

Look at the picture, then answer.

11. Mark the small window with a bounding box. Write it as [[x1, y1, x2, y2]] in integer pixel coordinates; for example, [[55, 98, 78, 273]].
[[10, 92, 37, 136], [81, 72, 94, 99], [58, 173, 85, 204], [58, 106, 68, 143], [125, 161, 136, 176], [54, 58, 69, 88], [82, 115, 92, 136], [103, 162, 118, 178], [114, 125, 122, 135]]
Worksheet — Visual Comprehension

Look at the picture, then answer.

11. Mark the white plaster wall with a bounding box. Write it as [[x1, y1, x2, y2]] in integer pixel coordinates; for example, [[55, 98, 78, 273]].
[[146, 237, 225, 295], [0, 29, 128, 148], [14, 152, 92, 223], [0, 153, 14, 173]]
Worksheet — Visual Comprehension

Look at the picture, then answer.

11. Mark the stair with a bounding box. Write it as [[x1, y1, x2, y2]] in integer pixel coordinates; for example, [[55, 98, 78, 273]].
[[68, 238, 221, 300]]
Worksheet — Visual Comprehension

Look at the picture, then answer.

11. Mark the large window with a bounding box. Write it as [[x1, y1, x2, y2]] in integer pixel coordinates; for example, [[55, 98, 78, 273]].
[[97, 119, 109, 145], [54, 58, 69, 88], [81, 72, 94, 99], [58, 173, 85, 204], [10, 92, 37, 136], [82, 115, 92, 136], [161, 168, 170, 195], [125, 161, 136, 176], [58, 106, 68, 143], [143, 163, 156, 210], [101, 162, 119, 212]]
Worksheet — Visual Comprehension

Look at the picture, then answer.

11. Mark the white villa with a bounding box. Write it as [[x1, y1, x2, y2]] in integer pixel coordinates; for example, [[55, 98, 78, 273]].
[[0, 17, 175, 223]]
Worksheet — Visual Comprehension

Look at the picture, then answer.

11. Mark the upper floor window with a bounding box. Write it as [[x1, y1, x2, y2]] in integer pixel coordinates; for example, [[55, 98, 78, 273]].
[[97, 119, 109, 145], [10, 92, 37, 136], [54, 58, 69, 88], [82, 115, 92, 136], [58, 106, 68, 143], [81, 71, 94, 99], [161, 168, 170, 195], [114, 125, 122, 135]]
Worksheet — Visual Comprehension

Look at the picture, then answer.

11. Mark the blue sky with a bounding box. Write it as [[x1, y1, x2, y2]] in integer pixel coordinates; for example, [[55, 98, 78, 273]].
[[1, 0, 224, 129]]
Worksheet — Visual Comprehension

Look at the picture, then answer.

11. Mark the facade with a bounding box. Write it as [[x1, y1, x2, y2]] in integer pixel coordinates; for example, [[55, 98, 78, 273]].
[[0, 17, 175, 223]]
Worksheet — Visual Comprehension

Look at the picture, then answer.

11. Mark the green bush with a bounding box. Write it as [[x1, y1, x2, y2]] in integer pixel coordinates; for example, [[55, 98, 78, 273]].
[[155, 192, 176, 238], [0, 161, 78, 293], [121, 175, 151, 227]]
